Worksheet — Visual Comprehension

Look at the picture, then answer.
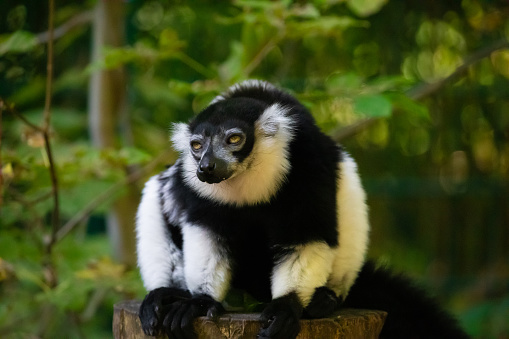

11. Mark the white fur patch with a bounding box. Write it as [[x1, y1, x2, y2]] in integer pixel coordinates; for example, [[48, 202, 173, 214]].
[[182, 226, 231, 301], [171, 122, 191, 154], [179, 104, 296, 206], [327, 152, 370, 299], [210, 80, 277, 104], [271, 242, 335, 306], [136, 175, 186, 291]]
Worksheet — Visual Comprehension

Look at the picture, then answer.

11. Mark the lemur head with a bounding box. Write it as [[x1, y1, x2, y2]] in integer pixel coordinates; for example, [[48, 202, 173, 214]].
[[171, 81, 296, 206]]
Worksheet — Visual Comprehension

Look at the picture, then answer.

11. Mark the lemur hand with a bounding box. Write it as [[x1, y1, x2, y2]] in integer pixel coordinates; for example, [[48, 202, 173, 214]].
[[258, 293, 303, 339]]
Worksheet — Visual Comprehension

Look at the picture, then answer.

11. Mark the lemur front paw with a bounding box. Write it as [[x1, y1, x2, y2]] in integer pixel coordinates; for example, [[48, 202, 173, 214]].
[[258, 293, 303, 339], [304, 286, 342, 319], [139, 287, 191, 336], [162, 294, 224, 339]]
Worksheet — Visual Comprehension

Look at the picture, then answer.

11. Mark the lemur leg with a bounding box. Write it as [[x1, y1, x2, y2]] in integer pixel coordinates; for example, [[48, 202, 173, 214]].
[[304, 286, 342, 319], [259, 242, 335, 339]]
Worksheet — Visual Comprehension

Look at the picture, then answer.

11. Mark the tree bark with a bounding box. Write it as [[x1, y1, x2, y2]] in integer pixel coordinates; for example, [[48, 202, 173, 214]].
[[88, 0, 137, 266], [113, 300, 387, 339]]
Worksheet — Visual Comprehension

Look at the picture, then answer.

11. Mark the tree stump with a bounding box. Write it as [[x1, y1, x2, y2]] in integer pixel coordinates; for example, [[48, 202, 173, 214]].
[[113, 300, 387, 339]]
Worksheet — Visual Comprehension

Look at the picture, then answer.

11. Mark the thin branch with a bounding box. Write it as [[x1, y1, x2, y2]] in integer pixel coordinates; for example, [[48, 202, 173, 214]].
[[39, 0, 59, 290], [244, 29, 286, 77], [0, 101, 3, 207], [1, 99, 43, 132], [175, 53, 216, 79], [43, 0, 55, 132], [36, 10, 93, 44], [44, 0, 60, 244], [55, 149, 174, 242], [9, 188, 53, 207], [406, 38, 509, 100], [332, 38, 509, 142], [331, 117, 378, 142]]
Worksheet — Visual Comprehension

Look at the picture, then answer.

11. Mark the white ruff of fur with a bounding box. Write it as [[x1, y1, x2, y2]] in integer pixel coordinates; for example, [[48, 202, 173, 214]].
[[173, 104, 295, 206]]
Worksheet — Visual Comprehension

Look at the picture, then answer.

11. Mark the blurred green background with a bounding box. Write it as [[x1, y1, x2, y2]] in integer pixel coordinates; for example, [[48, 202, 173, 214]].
[[1, 0, 508, 338]]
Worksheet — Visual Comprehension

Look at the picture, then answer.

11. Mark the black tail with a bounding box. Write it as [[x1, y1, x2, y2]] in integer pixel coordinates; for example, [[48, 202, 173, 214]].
[[343, 261, 469, 339]]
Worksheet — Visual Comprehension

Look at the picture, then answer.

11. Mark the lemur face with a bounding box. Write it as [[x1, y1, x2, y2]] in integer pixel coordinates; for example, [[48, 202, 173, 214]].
[[171, 91, 294, 204], [188, 124, 251, 184], [186, 97, 260, 184]]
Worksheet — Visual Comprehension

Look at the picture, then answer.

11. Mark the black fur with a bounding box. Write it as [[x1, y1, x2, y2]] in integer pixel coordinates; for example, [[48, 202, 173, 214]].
[[161, 294, 224, 339], [166, 83, 341, 304], [258, 292, 303, 339], [139, 287, 192, 336], [343, 261, 470, 338], [138, 81, 468, 339], [304, 286, 342, 319]]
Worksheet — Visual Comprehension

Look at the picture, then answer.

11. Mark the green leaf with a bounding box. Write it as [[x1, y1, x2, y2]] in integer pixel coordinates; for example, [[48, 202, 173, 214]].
[[326, 72, 363, 91], [158, 28, 186, 53], [0, 30, 38, 55], [218, 41, 245, 83], [288, 16, 368, 37], [118, 147, 152, 166], [387, 92, 430, 121], [353, 94, 392, 117], [347, 0, 388, 17]]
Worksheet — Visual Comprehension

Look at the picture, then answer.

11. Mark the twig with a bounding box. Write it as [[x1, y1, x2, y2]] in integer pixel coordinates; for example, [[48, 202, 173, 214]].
[[406, 38, 509, 100], [244, 29, 286, 77], [1, 100, 43, 132], [81, 287, 109, 322], [331, 117, 378, 143], [0, 101, 3, 207], [9, 188, 53, 207], [331, 38, 509, 142], [175, 53, 216, 79], [36, 10, 93, 44], [43, 0, 60, 248], [55, 149, 174, 242], [43, 0, 55, 132]]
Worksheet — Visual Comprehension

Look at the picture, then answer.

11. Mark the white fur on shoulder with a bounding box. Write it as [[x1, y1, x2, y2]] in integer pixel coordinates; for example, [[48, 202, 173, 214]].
[[327, 153, 370, 299]]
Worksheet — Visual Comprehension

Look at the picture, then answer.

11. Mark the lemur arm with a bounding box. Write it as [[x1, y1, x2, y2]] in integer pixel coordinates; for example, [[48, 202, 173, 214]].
[[145, 226, 228, 338], [181, 225, 232, 301]]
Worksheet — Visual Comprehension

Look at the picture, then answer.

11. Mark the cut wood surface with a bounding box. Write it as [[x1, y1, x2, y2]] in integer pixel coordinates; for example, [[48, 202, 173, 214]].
[[113, 300, 387, 339]]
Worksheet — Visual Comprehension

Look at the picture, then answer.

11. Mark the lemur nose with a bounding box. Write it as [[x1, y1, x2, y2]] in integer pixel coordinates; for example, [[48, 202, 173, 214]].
[[199, 161, 216, 174]]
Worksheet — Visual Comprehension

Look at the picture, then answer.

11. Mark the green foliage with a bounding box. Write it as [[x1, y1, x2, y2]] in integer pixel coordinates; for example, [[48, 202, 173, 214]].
[[353, 94, 392, 118], [0, 235, 144, 338], [1, 0, 509, 337], [0, 30, 37, 55]]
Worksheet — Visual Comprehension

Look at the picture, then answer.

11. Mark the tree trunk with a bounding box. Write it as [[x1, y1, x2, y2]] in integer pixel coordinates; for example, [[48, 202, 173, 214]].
[[113, 300, 387, 339], [88, 0, 137, 266]]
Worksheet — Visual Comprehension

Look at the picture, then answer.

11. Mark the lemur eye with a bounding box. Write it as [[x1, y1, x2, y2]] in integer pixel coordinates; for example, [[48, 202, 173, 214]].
[[227, 135, 242, 144], [191, 141, 202, 150]]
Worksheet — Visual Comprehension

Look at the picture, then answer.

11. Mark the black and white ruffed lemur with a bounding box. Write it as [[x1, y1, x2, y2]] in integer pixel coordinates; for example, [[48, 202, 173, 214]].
[[135, 80, 469, 339]]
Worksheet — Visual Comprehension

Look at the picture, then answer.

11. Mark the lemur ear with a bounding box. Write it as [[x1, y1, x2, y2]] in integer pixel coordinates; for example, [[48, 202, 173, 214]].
[[257, 104, 294, 138], [171, 123, 190, 153]]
